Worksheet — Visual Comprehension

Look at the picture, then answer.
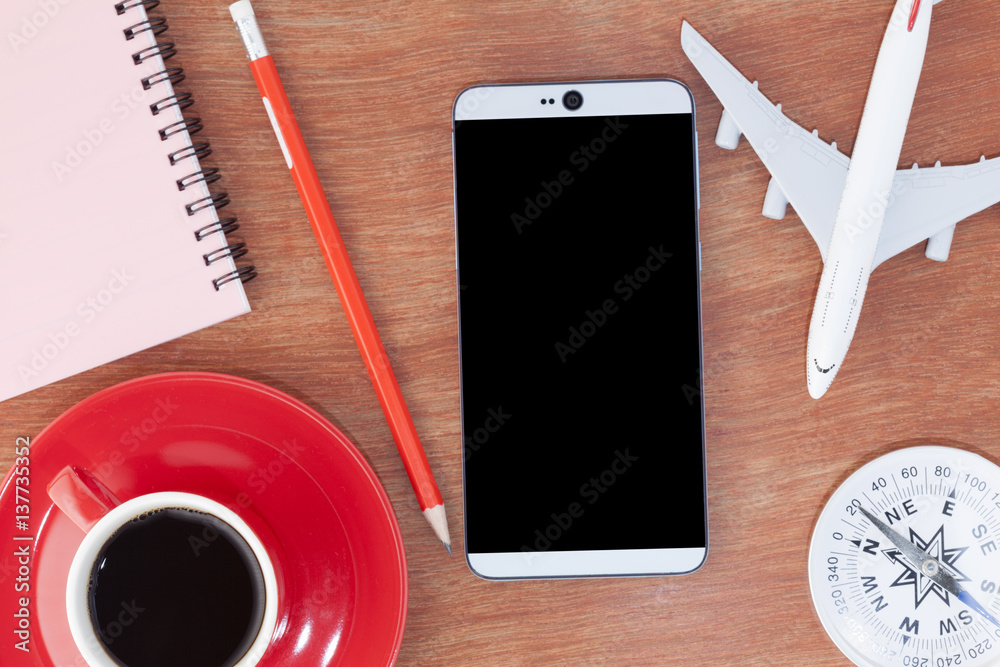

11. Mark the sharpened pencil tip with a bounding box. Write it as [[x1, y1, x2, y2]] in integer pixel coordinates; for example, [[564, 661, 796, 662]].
[[422, 504, 452, 556]]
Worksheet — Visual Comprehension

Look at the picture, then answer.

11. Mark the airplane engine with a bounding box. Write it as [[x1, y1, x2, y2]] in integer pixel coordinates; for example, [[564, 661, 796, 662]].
[[925, 224, 955, 262], [715, 108, 742, 150], [761, 176, 788, 220]]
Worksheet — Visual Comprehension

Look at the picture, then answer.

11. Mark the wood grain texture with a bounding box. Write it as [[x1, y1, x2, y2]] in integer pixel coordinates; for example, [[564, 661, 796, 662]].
[[4, 0, 1000, 664]]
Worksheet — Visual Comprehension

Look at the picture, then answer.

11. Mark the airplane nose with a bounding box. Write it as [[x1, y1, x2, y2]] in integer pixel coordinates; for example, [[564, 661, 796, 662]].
[[808, 375, 831, 400], [807, 362, 836, 399]]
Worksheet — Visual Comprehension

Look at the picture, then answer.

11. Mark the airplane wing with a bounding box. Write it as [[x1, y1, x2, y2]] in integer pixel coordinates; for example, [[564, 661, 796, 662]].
[[681, 20, 848, 262], [681, 20, 1000, 269], [874, 158, 1000, 267]]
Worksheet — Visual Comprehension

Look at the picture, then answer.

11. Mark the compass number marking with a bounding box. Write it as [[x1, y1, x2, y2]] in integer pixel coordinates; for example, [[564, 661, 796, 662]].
[[965, 474, 988, 492], [969, 639, 994, 659]]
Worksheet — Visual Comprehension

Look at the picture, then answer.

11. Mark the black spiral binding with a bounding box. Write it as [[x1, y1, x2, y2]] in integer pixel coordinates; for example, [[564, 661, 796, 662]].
[[120, 3, 257, 290]]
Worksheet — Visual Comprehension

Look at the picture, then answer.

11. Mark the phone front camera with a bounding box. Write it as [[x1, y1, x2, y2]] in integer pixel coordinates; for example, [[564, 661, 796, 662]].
[[562, 90, 583, 111]]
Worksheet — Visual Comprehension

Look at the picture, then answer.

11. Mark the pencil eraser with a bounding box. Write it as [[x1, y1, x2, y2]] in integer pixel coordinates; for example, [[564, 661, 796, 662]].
[[229, 0, 256, 22]]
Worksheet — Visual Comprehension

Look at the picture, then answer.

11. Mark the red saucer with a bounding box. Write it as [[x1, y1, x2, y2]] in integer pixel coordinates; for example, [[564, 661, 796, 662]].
[[0, 372, 407, 666]]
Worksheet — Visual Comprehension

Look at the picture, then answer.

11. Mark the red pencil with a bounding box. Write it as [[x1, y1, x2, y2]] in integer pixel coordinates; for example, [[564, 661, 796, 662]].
[[230, 0, 451, 555]]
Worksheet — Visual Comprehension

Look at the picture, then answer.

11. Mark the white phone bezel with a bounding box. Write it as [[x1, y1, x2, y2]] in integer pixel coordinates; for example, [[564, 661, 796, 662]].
[[454, 79, 694, 122], [453, 79, 706, 580]]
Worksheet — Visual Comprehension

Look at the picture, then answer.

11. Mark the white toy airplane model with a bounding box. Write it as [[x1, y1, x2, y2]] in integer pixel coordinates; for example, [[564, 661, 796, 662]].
[[682, 0, 1000, 398]]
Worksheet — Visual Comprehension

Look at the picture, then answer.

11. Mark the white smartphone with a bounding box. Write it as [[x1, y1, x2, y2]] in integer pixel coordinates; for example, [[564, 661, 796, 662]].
[[453, 79, 707, 579]]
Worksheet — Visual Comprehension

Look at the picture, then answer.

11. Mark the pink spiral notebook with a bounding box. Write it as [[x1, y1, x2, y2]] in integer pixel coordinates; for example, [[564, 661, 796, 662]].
[[0, 0, 255, 402]]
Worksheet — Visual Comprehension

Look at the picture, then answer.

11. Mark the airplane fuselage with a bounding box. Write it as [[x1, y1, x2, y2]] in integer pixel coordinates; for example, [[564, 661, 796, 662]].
[[806, 0, 932, 398]]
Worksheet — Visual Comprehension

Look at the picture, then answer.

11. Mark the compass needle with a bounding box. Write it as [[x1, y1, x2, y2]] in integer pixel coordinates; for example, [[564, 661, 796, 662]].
[[858, 505, 1000, 629], [809, 447, 1000, 666]]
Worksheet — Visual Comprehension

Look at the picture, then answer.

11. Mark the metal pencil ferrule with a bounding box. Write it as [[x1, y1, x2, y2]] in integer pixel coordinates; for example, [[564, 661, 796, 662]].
[[235, 15, 268, 61]]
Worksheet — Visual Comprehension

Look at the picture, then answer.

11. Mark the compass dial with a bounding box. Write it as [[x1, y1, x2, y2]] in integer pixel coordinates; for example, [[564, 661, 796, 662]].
[[810, 446, 1000, 666]]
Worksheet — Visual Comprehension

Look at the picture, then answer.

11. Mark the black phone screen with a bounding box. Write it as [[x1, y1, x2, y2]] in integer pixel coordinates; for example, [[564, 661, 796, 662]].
[[455, 110, 705, 555]]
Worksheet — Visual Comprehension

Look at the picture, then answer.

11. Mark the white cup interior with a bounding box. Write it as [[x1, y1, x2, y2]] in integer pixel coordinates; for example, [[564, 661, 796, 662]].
[[65, 492, 279, 667]]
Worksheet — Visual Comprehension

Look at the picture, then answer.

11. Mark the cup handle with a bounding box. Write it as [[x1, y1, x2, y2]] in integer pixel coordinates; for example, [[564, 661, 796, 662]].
[[47, 466, 122, 533]]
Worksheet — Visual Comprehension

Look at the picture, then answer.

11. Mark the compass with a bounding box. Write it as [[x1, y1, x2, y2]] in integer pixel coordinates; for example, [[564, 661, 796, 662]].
[[809, 446, 1000, 666]]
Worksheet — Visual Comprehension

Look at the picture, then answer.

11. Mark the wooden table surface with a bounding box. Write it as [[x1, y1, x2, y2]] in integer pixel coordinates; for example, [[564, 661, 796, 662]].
[[5, 0, 1000, 664]]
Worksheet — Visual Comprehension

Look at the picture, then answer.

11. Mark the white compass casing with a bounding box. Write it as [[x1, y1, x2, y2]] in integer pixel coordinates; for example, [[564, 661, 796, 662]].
[[809, 446, 1000, 667]]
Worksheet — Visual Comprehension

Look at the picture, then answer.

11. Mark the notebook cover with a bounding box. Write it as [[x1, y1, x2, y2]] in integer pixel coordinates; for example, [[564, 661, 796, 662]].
[[0, 0, 251, 402]]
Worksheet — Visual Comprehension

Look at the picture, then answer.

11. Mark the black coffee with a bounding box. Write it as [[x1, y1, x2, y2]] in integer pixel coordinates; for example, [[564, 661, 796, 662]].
[[87, 508, 266, 667]]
